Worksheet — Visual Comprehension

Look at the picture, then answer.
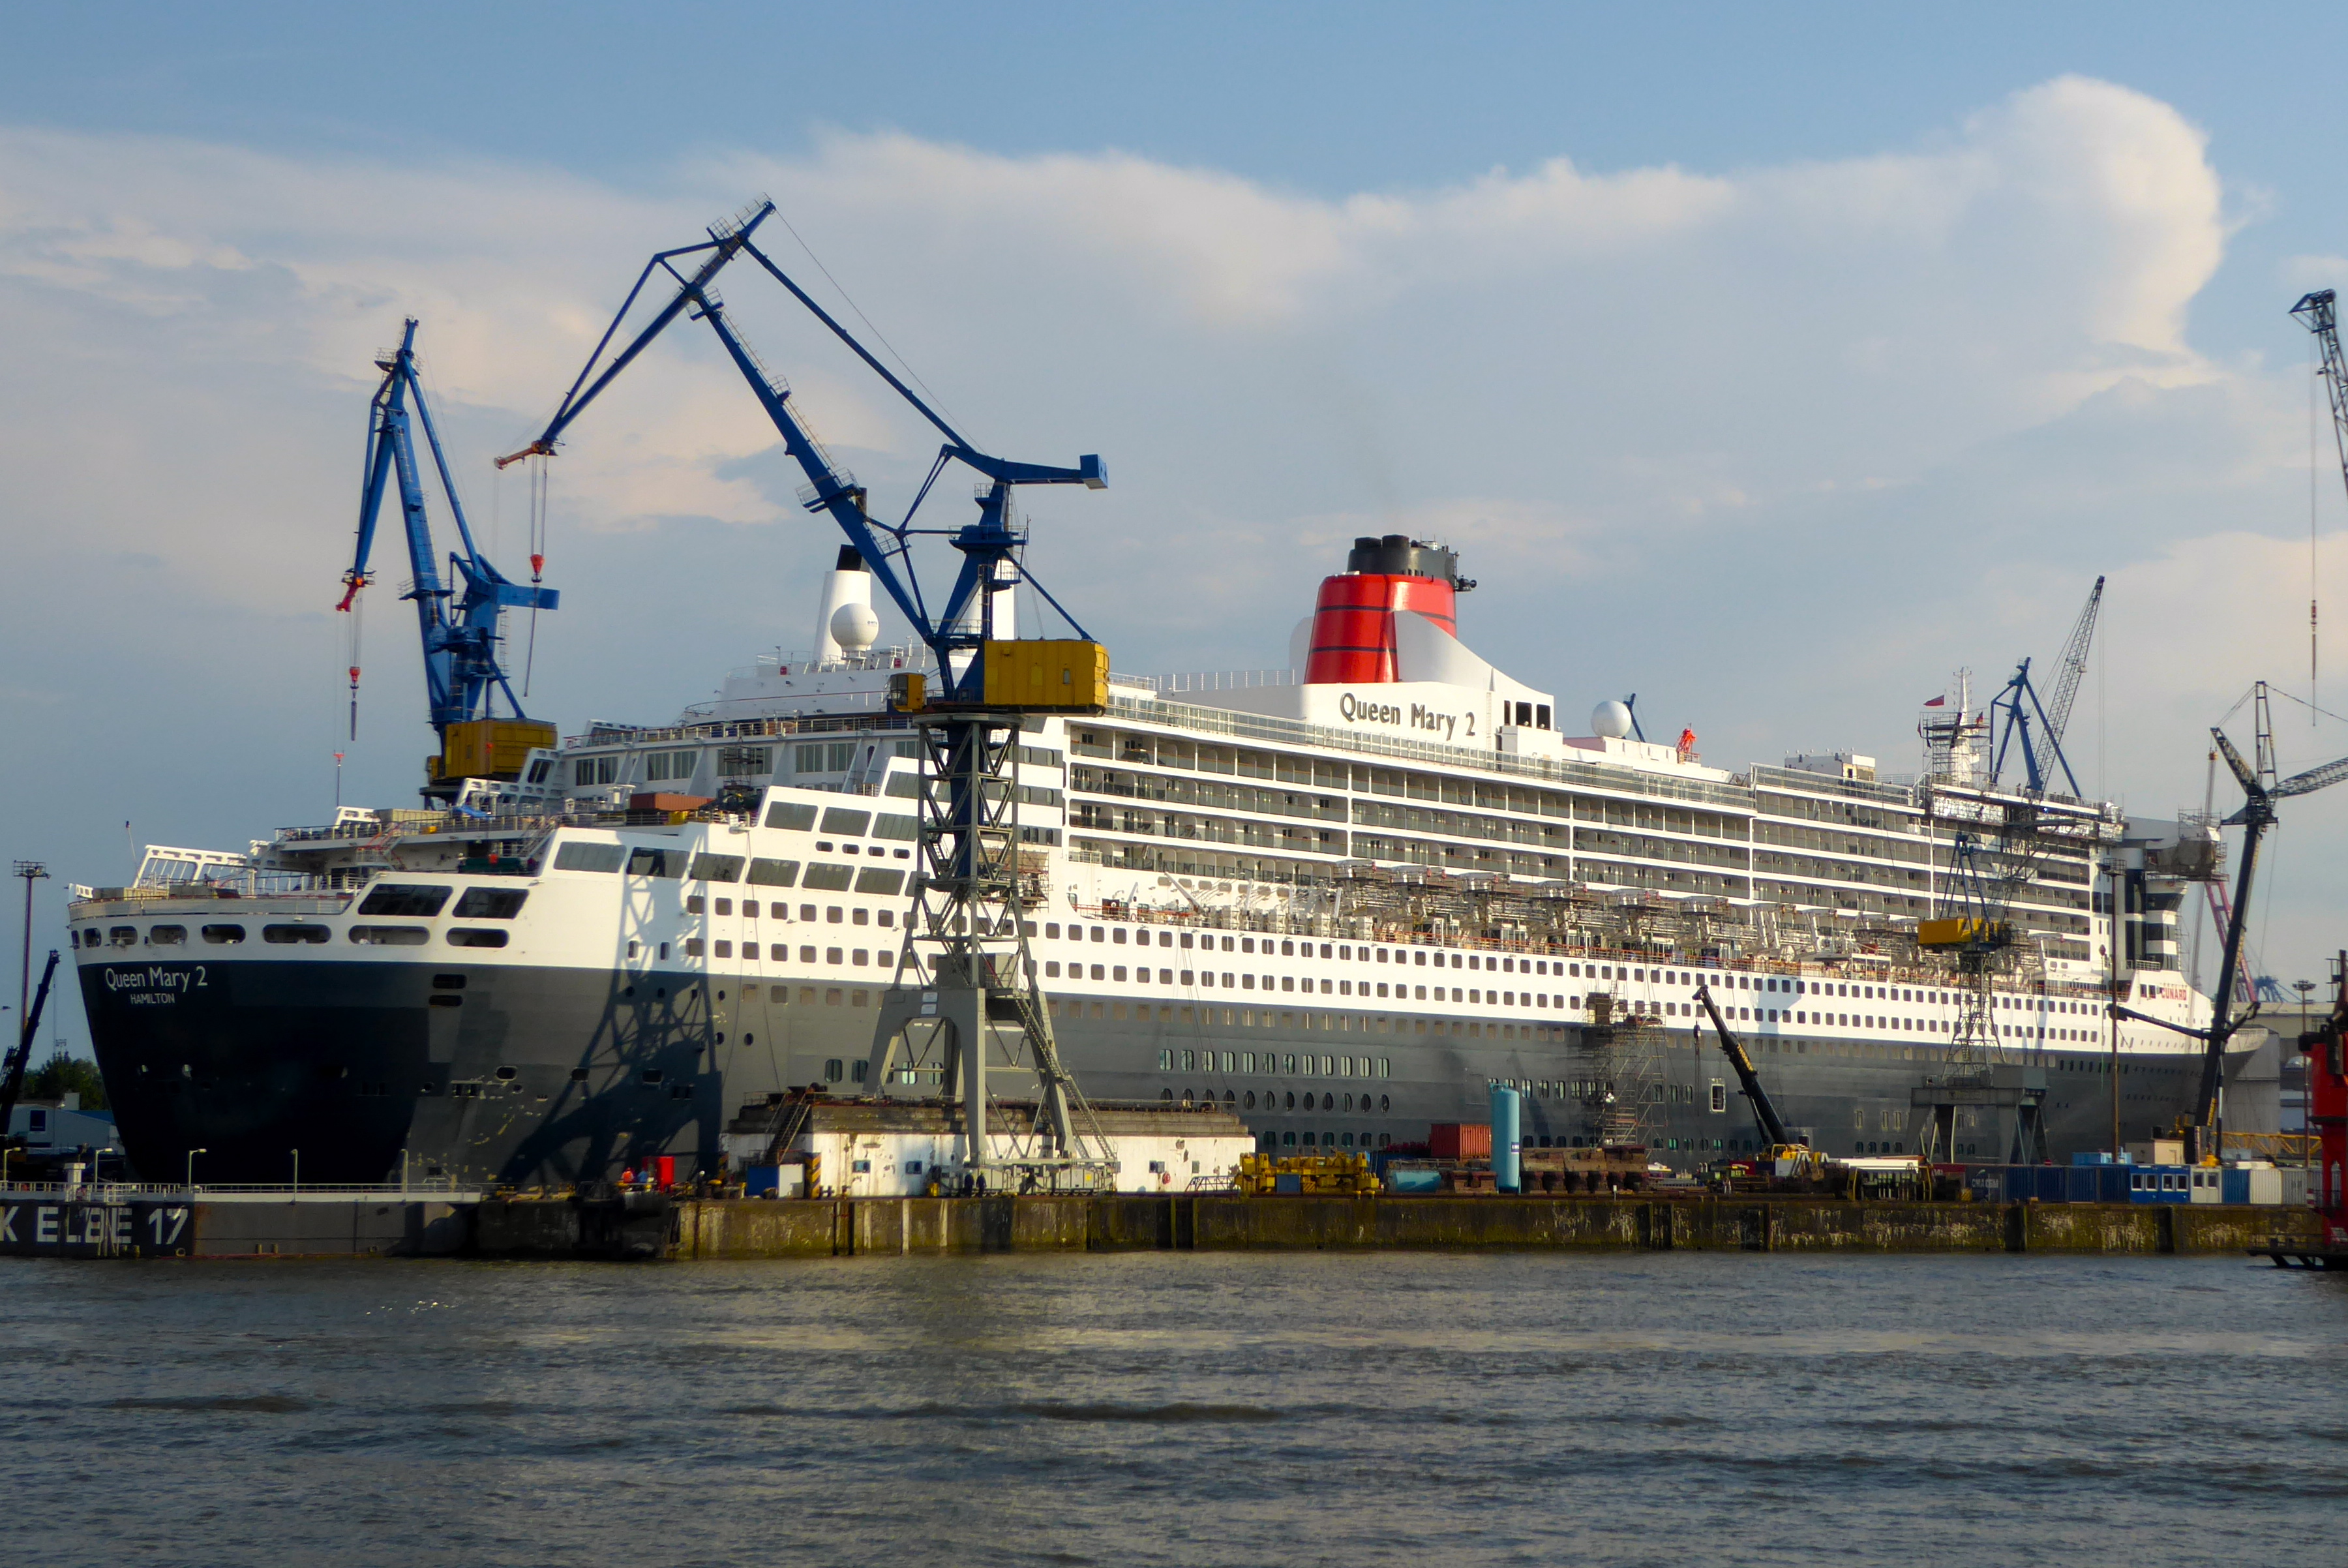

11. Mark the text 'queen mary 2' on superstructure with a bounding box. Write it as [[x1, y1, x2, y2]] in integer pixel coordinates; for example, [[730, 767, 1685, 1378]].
[[67, 537, 2254, 1186]]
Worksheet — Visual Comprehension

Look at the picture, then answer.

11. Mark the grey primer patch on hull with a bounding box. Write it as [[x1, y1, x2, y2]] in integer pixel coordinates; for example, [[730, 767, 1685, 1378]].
[[86, 959, 2216, 1183]]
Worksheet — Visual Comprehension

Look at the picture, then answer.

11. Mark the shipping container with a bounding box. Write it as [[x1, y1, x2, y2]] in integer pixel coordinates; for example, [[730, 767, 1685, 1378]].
[[1428, 1123, 1492, 1161]]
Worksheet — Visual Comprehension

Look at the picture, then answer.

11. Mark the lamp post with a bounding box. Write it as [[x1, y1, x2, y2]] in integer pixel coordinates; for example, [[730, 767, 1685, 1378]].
[[186, 1147, 206, 1192], [14, 861, 47, 1034], [290, 1147, 299, 1199]]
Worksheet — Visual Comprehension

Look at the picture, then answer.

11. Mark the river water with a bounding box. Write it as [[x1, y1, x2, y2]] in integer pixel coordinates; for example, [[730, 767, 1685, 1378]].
[[3, 1250, 2343, 1566]]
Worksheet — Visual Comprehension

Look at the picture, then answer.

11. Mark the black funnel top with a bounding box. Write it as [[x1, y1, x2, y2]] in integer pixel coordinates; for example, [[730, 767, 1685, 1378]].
[[1347, 534, 1459, 584]]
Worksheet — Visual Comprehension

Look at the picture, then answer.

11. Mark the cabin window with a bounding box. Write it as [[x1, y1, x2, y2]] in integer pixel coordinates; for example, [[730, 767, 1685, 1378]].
[[642, 748, 699, 783], [262, 924, 329, 944], [794, 742, 856, 776], [357, 883, 451, 918], [854, 868, 905, 896], [763, 802, 819, 832], [453, 888, 528, 920], [348, 926, 429, 946], [625, 848, 682, 878], [819, 807, 873, 837], [687, 853, 744, 882], [147, 925, 187, 946], [553, 841, 624, 873], [746, 858, 800, 887], [201, 924, 245, 944], [447, 929, 510, 948]]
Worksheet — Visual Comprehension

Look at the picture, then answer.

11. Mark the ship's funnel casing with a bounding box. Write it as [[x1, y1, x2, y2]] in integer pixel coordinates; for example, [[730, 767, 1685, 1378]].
[[1303, 534, 1460, 684], [814, 545, 875, 664]]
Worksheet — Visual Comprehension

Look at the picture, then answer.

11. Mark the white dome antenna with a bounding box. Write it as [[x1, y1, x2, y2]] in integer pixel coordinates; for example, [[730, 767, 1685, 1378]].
[[1591, 699, 1634, 740], [830, 601, 880, 652]]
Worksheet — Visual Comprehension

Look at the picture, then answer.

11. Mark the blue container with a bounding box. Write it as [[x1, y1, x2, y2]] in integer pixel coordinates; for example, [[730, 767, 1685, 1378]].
[[2127, 1165, 2190, 1204], [2221, 1168, 2250, 1205], [744, 1164, 782, 1196], [1490, 1085, 1522, 1194], [1386, 1166, 1443, 1194], [2072, 1151, 2116, 1166]]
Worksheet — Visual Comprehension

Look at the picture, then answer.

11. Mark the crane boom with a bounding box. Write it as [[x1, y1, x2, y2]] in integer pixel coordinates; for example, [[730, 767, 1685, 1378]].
[[495, 198, 1105, 696], [0, 950, 61, 1132], [2292, 290, 2343, 695], [1693, 981, 1796, 1148], [2185, 684, 2348, 1151], [2042, 575, 2103, 747], [1989, 576, 2102, 796]]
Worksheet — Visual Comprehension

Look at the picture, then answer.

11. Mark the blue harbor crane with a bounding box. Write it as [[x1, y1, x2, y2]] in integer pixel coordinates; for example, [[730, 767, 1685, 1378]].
[[339, 319, 559, 792], [496, 199, 1115, 1189], [1989, 576, 2103, 796], [494, 200, 1104, 697]]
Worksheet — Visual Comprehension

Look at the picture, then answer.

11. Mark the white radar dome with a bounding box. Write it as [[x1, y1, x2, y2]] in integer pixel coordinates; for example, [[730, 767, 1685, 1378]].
[[1591, 700, 1634, 739], [830, 602, 880, 650]]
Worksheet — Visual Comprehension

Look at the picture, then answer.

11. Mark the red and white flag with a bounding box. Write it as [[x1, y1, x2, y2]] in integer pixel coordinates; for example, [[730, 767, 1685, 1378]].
[[1921, 695, 1946, 708]]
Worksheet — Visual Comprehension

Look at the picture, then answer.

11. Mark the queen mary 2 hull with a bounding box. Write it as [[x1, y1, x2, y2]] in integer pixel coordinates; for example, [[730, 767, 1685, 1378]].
[[69, 802, 2238, 1187]]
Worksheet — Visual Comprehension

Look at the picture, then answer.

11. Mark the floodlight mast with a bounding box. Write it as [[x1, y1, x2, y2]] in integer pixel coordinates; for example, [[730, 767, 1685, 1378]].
[[500, 200, 1117, 1190]]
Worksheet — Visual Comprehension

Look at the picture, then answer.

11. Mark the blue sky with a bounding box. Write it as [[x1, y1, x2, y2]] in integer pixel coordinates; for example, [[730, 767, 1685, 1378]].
[[7, 3, 2348, 1055]]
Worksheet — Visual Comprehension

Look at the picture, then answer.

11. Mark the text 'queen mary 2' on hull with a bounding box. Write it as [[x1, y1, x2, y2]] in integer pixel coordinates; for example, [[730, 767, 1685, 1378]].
[[69, 537, 2258, 1186]]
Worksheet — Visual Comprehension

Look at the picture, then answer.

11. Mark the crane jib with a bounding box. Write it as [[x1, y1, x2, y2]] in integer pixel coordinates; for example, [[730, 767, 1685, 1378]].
[[494, 200, 1107, 699], [339, 318, 557, 784]]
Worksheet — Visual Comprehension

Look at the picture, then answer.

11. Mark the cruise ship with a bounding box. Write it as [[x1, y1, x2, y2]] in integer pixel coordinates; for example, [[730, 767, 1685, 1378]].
[[66, 536, 2246, 1186]]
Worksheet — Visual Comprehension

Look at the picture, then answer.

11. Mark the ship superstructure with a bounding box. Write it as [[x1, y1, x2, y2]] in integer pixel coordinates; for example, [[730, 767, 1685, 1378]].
[[67, 531, 2244, 1186]]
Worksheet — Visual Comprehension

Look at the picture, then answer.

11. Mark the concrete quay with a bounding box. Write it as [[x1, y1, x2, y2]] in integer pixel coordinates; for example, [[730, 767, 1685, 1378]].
[[1, 1189, 2323, 1261]]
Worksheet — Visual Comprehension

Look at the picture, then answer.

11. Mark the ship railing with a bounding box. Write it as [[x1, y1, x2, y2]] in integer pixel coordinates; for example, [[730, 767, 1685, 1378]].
[[0, 1180, 481, 1202], [1132, 670, 1299, 693], [722, 648, 930, 681], [1115, 693, 1767, 815], [567, 712, 923, 748], [70, 891, 354, 918]]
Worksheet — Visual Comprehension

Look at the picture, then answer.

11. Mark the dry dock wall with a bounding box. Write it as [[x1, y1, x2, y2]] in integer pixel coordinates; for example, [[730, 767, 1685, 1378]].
[[2, 1193, 2321, 1261], [636, 1196, 2325, 1261]]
